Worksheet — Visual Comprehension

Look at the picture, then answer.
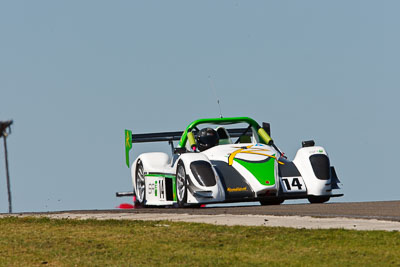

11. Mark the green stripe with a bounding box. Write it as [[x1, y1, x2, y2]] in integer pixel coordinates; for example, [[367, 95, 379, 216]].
[[145, 174, 176, 178], [172, 176, 177, 202]]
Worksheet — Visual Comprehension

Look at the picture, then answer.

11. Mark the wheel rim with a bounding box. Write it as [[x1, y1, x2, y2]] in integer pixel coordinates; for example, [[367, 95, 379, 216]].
[[136, 164, 145, 203], [176, 165, 186, 202]]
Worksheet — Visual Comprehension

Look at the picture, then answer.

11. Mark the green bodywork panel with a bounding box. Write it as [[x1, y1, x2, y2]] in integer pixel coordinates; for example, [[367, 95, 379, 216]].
[[172, 176, 177, 202], [125, 130, 132, 168], [234, 157, 276, 186], [145, 174, 176, 179]]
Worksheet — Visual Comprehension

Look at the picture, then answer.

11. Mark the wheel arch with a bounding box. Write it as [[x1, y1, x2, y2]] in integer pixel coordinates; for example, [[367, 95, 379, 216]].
[[131, 152, 170, 192], [175, 153, 215, 189], [293, 146, 332, 197], [175, 153, 225, 204]]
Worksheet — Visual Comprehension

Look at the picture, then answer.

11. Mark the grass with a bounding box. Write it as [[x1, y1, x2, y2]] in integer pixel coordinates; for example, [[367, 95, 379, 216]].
[[0, 217, 399, 266]]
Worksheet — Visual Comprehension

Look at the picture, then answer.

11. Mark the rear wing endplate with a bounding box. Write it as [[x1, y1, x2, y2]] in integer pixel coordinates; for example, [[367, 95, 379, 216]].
[[125, 130, 132, 167]]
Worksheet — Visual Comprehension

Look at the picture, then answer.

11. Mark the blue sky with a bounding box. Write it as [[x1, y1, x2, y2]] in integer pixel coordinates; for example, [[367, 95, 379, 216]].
[[0, 1, 398, 212]]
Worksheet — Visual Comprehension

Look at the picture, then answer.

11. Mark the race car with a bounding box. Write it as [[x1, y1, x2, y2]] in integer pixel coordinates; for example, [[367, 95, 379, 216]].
[[117, 117, 342, 207]]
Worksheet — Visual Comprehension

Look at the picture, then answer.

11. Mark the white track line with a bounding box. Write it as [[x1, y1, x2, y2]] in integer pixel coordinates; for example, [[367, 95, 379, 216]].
[[2, 213, 400, 231]]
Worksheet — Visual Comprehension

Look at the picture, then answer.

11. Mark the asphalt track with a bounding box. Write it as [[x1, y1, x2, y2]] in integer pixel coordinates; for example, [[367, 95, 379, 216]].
[[3, 201, 400, 231], [22, 200, 400, 221]]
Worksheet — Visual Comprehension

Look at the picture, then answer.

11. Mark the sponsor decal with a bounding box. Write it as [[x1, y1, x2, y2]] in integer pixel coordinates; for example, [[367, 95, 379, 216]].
[[148, 183, 155, 195], [125, 131, 131, 148], [159, 179, 165, 199], [309, 149, 324, 154], [227, 187, 247, 192]]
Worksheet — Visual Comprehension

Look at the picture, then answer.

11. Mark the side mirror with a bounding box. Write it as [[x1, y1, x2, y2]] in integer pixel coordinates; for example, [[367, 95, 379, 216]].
[[262, 122, 271, 137], [302, 140, 315, 147]]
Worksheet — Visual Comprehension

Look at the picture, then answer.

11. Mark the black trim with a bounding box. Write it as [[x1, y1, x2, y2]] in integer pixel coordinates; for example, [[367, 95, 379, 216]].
[[262, 122, 271, 136], [277, 193, 343, 200], [212, 160, 255, 199], [131, 128, 253, 143], [278, 161, 301, 177], [302, 140, 315, 147], [330, 166, 341, 189], [132, 131, 183, 143], [174, 147, 187, 154], [165, 177, 174, 201], [190, 161, 216, 187], [116, 191, 134, 197], [174, 193, 344, 205]]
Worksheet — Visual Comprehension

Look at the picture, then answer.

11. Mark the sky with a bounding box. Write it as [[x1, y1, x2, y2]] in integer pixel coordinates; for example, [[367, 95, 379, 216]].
[[0, 1, 399, 212]]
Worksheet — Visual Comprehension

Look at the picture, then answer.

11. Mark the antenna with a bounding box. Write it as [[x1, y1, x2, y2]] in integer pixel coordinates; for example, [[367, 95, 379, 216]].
[[208, 76, 223, 118]]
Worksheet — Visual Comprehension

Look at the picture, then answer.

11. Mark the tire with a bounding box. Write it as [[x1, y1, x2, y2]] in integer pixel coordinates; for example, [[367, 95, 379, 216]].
[[308, 196, 330, 204], [176, 162, 187, 208], [135, 160, 146, 207], [259, 198, 284, 206]]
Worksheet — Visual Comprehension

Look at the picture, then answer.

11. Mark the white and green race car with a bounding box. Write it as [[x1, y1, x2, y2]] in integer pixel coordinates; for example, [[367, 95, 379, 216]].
[[118, 117, 342, 207]]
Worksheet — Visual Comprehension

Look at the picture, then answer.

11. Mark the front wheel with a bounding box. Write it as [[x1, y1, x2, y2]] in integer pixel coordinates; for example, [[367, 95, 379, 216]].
[[176, 162, 187, 208], [308, 196, 330, 204]]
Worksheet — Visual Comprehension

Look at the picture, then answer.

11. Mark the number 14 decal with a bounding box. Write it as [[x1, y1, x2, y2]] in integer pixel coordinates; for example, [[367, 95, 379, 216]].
[[281, 177, 306, 192]]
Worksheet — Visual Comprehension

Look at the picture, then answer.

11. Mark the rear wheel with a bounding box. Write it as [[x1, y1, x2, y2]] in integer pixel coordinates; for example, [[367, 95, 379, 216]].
[[176, 162, 187, 208], [135, 160, 146, 207], [260, 198, 284, 206], [308, 196, 330, 204]]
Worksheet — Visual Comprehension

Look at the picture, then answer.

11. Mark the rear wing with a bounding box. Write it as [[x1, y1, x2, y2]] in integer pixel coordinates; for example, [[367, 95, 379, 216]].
[[124, 128, 253, 167]]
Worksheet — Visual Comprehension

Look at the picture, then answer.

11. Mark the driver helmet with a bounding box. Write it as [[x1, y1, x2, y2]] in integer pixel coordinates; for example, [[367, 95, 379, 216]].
[[197, 128, 219, 152]]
